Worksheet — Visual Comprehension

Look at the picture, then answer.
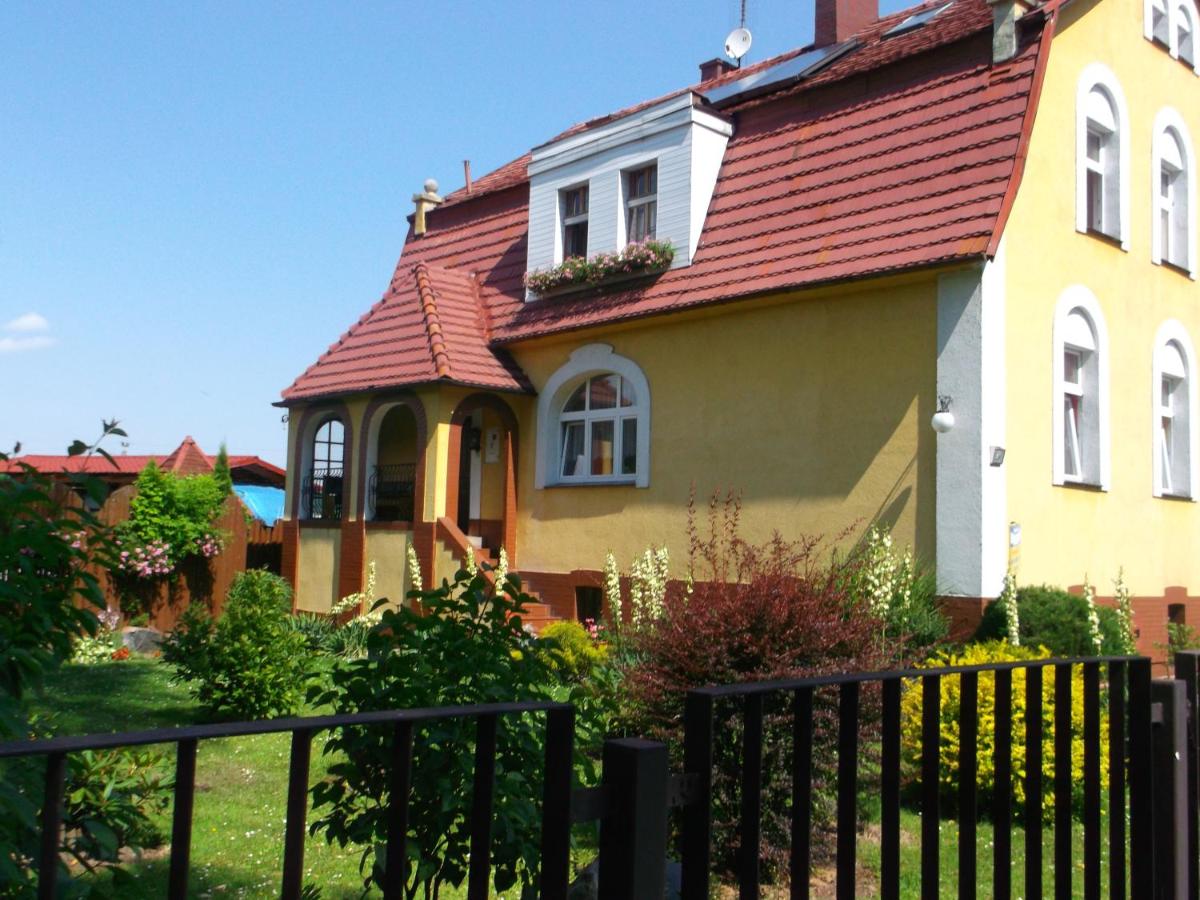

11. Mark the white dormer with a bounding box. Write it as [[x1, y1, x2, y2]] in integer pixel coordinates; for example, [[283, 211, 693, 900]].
[[524, 92, 733, 295]]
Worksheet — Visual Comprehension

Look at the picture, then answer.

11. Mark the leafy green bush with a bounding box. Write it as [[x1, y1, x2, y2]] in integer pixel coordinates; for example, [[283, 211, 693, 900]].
[[311, 570, 579, 898], [975, 584, 1125, 655], [538, 620, 609, 682], [115, 461, 229, 577], [163, 570, 309, 719], [62, 747, 172, 864], [1164, 622, 1200, 663], [900, 641, 1108, 820]]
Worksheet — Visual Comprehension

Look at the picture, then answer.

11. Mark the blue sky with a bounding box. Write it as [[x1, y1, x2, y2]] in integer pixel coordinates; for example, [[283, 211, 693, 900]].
[[1, 0, 912, 465]]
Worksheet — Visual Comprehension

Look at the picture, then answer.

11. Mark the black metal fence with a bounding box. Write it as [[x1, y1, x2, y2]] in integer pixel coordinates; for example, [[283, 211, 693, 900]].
[[8, 652, 1200, 898], [301, 467, 344, 521], [368, 463, 416, 521]]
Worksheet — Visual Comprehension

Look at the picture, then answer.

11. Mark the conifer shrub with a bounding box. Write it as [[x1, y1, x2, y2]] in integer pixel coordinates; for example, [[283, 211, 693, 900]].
[[975, 584, 1125, 655], [899, 641, 1109, 820], [622, 494, 890, 878]]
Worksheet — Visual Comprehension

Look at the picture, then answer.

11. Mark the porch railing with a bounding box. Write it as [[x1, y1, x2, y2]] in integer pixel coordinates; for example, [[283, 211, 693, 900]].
[[1, 701, 575, 900], [301, 467, 344, 521], [369, 463, 416, 522]]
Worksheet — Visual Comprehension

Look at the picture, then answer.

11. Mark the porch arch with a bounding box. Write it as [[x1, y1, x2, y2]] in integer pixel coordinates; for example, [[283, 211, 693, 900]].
[[446, 393, 520, 563], [357, 392, 428, 523], [290, 401, 354, 520]]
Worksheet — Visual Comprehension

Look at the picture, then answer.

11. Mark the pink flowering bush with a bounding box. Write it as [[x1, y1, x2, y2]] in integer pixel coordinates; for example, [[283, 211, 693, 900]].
[[524, 240, 674, 294], [116, 538, 174, 578], [194, 532, 223, 559]]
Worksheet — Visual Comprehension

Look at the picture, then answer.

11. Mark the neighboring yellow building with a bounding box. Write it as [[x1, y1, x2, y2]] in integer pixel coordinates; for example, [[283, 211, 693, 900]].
[[278, 0, 1200, 653]]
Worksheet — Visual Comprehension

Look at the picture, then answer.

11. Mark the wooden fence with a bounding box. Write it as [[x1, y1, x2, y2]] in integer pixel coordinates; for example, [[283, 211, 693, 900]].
[[68, 484, 282, 631]]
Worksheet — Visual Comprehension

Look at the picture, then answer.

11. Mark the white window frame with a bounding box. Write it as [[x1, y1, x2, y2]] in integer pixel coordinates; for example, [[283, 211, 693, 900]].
[[1052, 286, 1111, 490], [560, 183, 590, 261], [624, 163, 658, 245], [1152, 320, 1199, 499], [1146, 0, 1200, 71], [1076, 65, 1130, 249], [1152, 109, 1198, 278], [535, 343, 651, 489]]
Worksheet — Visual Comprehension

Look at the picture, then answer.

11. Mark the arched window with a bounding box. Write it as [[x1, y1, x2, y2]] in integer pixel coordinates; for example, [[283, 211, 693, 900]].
[[1153, 322, 1198, 498], [1076, 66, 1130, 247], [1178, 0, 1196, 63], [1153, 111, 1196, 276], [1147, 0, 1200, 67], [1152, 0, 1171, 44], [306, 417, 345, 519], [535, 344, 651, 488], [1053, 287, 1110, 489]]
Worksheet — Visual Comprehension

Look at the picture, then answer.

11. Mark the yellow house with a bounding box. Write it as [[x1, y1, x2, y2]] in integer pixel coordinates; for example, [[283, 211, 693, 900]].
[[278, 0, 1200, 653]]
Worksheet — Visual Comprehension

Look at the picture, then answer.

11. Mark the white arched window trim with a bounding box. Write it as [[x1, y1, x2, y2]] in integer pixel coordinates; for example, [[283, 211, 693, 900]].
[[1076, 64, 1131, 249], [1147, 0, 1200, 70], [1052, 286, 1111, 490], [1151, 108, 1198, 278], [535, 343, 651, 489], [1152, 320, 1199, 498]]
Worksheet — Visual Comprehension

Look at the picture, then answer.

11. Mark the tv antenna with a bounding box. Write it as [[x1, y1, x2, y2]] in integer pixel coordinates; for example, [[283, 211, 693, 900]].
[[724, 0, 752, 64]]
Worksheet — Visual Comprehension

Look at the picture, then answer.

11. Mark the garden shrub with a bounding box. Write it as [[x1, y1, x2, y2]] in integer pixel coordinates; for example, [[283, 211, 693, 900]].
[[115, 461, 228, 578], [975, 584, 1125, 655], [899, 641, 1109, 820], [538, 620, 608, 682], [310, 569, 588, 899], [61, 746, 173, 864], [623, 494, 890, 878], [163, 570, 309, 719]]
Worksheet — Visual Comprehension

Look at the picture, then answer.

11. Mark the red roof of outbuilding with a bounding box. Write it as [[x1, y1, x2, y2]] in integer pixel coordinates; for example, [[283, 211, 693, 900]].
[[2, 437, 285, 482], [282, 0, 1051, 402]]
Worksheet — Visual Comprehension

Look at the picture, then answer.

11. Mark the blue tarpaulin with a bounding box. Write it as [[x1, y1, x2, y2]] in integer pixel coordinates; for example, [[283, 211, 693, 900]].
[[233, 485, 285, 527]]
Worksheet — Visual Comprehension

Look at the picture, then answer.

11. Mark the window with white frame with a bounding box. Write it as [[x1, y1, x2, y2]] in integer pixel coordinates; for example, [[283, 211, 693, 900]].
[[1083, 87, 1121, 239], [535, 344, 651, 489], [305, 417, 346, 520], [1053, 288, 1110, 490], [1147, 0, 1200, 67], [1154, 0, 1171, 43], [1153, 117, 1195, 274], [561, 184, 589, 260], [1153, 324, 1198, 499], [1179, 0, 1196, 62], [1075, 67, 1129, 247], [625, 164, 657, 244]]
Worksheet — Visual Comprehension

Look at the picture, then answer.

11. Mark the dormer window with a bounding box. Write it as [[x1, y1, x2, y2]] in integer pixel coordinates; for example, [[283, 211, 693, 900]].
[[626, 165, 658, 243], [562, 185, 589, 259]]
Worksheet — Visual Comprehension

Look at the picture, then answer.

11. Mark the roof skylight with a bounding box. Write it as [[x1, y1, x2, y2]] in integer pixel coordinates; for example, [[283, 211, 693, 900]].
[[700, 41, 855, 106], [884, 2, 954, 37]]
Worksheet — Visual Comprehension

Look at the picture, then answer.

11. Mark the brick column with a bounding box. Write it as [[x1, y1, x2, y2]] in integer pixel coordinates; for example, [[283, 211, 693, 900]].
[[280, 519, 301, 612], [338, 518, 366, 600]]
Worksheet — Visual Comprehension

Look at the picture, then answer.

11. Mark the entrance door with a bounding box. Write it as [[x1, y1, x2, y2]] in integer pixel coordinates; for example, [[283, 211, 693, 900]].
[[456, 421, 473, 533]]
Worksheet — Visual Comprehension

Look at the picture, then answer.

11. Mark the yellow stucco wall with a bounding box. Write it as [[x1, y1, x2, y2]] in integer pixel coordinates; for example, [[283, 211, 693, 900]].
[[376, 406, 418, 467], [505, 281, 938, 574], [479, 406, 506, 522], [297, 528, 340, 613], [1004, 0, 1200, 595], [364, 528, 411, 609]]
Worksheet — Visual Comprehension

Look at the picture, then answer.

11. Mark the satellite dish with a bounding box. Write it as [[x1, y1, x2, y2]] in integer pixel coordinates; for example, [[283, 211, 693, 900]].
[[724, 26, 753, 61]]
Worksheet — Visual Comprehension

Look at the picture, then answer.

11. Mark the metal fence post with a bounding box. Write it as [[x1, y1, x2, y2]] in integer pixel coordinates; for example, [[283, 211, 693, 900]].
[[1152, 678, 1188, 899], [1173, 650, 1200, 898], [598, 738, 669, 900]]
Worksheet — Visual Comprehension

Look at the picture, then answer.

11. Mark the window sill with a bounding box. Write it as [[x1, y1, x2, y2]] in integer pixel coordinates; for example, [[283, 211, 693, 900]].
[[528, 266, 669, 301], [1156, 492, 1195, 502], [1057, 479, 1106, 492], [1085, 228, 1125, 250], [1158, 259, 1193, 279], [300, 518, 344, 529], [544, 478, 640, 489]]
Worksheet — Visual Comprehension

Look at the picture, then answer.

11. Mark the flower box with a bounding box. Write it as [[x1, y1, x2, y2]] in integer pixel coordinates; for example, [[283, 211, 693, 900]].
[[524, 240, 675, 297]]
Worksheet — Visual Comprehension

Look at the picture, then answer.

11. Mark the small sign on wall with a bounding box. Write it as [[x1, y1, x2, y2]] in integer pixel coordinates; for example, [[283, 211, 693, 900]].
[[484, 427, 501, 463]]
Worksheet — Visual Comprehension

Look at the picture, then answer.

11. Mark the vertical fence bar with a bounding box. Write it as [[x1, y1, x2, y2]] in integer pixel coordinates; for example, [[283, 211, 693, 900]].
[[791, 687, 814, 900], [467, 713, 498, 900], [740, 693, 764, 900], [1174, 650, 1200, 898], [37, 751, 66, 900], [1082, 662, 1101, 900], [1025, 664, 1044, 900], [993, 668, 1012, 900], [1054, 662, 1072, 900], [921, 673, 940, 900], [167, 738, 198, 900], [383, 721, 414, 900], [880, 678, 901, 900], [1108, 659, 1127, 900], [958, 671, 978, 900], [682, 691, 714, 900], [539, 707, 574, 900], [598, 739, 670, 899], [280, 728, 314, 900], [836, 682, 859, 900], [1151, 678, 1189, 898], [1128, 658, 1155, 898]]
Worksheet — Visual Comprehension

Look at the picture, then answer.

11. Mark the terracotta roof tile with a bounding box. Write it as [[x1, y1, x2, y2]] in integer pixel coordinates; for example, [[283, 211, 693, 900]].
[[284, 0, 1050, 400]]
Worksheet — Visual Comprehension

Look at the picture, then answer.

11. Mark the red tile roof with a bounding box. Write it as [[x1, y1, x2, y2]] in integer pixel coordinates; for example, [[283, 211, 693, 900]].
[[2, 437, 285, 481], [283, 0, 1051, 402]]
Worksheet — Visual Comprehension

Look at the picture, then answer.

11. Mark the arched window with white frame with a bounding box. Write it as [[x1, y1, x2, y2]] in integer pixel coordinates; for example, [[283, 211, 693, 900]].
[[1052, 287, 1111, 489], [1076, 66, 1130, 248], [1152, 110, 1197, 277], [1151, 0, 1171, 44], [305, 416, 346, 519], [1152, 322, 1198, 498], [1147, 0, 1200, 68], [535, 344, 651, 489], [1178, 0, 1197, 63]]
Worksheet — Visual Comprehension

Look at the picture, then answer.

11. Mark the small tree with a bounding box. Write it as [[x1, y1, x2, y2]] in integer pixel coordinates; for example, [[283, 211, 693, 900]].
[[212, 443, 233, 498]]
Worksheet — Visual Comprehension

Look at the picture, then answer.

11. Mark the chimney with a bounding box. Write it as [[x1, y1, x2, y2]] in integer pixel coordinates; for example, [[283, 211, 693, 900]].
[[411, 178, 443, 237], [814, 0, 877, 46], [987, 0, 1026, 62], [699, 57, 737, 82]]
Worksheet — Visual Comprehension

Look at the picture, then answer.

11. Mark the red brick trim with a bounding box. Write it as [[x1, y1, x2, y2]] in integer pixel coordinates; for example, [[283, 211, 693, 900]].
[[280, 519, 300, 611], [337, 519, 367, 600]]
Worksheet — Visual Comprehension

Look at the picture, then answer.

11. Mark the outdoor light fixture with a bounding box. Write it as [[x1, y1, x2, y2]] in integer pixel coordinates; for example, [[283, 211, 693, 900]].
[[990, 446, 1006, 466], [931, 395, 955, 433]]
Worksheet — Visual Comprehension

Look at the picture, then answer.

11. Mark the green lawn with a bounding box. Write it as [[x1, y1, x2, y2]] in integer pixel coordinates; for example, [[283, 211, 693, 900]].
[[29, 660, 1123, 898]]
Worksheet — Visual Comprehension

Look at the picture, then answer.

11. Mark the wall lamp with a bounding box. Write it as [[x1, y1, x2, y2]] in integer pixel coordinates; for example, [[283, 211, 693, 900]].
[[931, 395, 955, 433]]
